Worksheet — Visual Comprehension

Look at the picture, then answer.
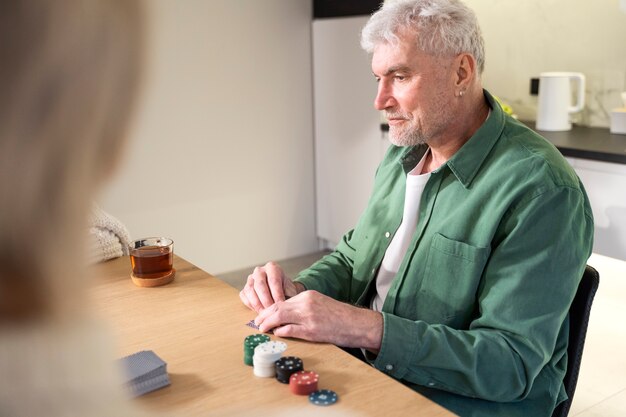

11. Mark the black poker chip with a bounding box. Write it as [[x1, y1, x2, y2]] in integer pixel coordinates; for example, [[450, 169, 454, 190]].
[[275, 356, 303, 371], [309, 389, 338, 406], [275, 356, 303, 384]]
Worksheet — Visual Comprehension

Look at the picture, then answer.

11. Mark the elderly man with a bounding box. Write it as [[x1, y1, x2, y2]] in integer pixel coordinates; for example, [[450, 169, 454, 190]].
[[240, 0, 593, 415]]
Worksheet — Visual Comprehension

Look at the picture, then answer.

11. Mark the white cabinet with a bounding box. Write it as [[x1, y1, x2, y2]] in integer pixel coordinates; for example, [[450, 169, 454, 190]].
[[313, 17, 389, 248], [567, 158, 626, 261]]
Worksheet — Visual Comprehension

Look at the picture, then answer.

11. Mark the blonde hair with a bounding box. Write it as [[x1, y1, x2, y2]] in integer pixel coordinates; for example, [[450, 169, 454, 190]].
[[0, 0, 144, 320], [361, 0, 485, 74]]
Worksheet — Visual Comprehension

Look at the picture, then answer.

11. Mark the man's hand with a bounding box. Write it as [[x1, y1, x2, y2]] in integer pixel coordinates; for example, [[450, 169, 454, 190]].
[[254, 290, 383, 351], [239, 261, 304, 312]]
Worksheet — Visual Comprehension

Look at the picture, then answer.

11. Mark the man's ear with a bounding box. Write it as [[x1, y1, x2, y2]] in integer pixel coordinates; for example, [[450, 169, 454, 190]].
[[454, 53, 476, 89]]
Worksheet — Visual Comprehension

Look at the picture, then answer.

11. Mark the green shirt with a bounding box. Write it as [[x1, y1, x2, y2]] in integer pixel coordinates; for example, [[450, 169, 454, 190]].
[[295, 91, 594, 416]]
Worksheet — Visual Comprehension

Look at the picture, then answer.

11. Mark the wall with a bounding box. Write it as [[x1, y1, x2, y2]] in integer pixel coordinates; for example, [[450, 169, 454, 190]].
[[99, 0, 318, 275], [465, 0, 626, 126]]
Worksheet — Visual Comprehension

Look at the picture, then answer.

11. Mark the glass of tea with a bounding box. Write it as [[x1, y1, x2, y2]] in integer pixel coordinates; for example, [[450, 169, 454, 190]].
[[129, 237, 175, 287]]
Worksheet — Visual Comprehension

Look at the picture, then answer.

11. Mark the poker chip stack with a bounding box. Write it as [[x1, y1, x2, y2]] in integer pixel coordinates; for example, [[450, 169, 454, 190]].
[[289, 370, 319, 395], [241, 326, 338, 407], [253, 341, 287, 378], [243, 334, 270, 366], [274, 356, 304, 384]]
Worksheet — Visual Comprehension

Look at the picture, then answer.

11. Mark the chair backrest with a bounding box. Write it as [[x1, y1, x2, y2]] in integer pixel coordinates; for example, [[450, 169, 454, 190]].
[[551, 265, 600, 417]]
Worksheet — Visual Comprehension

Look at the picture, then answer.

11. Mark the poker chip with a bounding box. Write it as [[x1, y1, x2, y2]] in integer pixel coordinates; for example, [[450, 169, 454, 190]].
[[254, 341, 287, 363], [253, 364, 276, 378], [242, 338, 336, 405], [243, 334, 270, 366], [275, 356, 303, 372], [252, 354, 277, 378], [289, 370, 319, 395], [242, 343, 336, 405], [251, 340, 287, 378], [275, 356, 303, 384], [309, 389, 338, 406], [244, 334, 270, 347], [253, 355, 278, 367]]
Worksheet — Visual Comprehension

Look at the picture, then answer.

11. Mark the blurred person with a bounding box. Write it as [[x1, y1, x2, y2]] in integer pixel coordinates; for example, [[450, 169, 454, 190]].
[[0, 1, 145, 415], [240, 0, 594, 416]]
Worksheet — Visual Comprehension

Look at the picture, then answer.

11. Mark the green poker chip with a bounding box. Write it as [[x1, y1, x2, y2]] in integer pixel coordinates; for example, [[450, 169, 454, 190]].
[[243, 334, 270, 366], [244, 334, 270, 346]]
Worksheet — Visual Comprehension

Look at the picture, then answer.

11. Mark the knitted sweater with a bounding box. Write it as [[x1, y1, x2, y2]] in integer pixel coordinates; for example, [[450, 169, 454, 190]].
[[87, 205, 132, 264]]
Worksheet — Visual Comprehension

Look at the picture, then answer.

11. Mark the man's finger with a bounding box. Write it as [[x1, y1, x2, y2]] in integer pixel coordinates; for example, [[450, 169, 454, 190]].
[[284, 282, 299, 298], [239, 290, 251, 310], [265, 261, 286, 303], [243, 275, 264, 312], [272, 324, 302, 339], [255, 301, 294, 333], [252, 267, 275, 308]]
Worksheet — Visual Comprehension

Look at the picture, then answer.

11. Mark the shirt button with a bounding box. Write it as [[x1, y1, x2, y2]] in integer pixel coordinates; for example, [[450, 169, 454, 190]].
[[385, 364, 394, 371], [371, 268, 376, 275], [428, 382, 435, 387], [385, 232, 390, 238]]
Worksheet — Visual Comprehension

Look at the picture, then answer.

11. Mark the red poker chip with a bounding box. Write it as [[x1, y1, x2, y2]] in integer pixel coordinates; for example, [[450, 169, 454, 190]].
[[289, 370, 319, 395]]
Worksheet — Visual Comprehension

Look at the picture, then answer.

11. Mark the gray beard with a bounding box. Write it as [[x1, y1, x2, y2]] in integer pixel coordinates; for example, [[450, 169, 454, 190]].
[[388, 125, 427, 147]]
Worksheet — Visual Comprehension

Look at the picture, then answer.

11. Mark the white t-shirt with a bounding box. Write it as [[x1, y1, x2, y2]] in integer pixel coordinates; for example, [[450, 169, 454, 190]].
[[370, 150, 431, 312]]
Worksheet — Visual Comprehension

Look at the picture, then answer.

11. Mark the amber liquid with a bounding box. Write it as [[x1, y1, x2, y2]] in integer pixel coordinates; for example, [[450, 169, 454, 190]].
[[130, 246, 173, 278]]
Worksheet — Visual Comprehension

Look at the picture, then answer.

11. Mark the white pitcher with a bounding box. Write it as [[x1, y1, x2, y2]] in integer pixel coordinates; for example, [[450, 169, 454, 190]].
[[536, 72, 586, 131]]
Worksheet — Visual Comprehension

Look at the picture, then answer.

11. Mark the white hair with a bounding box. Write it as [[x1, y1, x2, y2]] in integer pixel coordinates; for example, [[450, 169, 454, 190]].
[[361, 0, 485, 74]]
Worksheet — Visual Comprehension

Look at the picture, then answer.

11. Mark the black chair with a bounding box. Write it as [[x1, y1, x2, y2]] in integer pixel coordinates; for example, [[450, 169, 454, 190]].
[[552, 265, 600, 417]]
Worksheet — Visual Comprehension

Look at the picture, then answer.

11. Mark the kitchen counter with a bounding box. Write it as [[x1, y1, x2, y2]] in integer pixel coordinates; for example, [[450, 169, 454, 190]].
[[522, 121, 626, 165], [380, 122, 626, 165]]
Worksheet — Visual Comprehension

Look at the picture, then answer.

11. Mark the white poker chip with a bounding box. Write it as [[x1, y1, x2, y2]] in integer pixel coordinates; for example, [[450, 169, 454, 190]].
[[253, 355, 278, 367], [254, 341, 287, 362], [255, 341, 287, 355], [253, 365, 276, 378]]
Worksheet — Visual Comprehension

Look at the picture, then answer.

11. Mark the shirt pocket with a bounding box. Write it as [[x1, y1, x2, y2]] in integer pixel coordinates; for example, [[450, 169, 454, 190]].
[[417, 233, 490, 327]]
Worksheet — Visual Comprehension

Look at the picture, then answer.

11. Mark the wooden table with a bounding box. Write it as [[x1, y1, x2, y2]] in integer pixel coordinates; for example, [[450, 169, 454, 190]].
[[90, 256, 454, 416]]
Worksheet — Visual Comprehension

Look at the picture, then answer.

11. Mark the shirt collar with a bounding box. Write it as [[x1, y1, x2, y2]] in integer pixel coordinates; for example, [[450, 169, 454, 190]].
[[399, 89, 505, 187]]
